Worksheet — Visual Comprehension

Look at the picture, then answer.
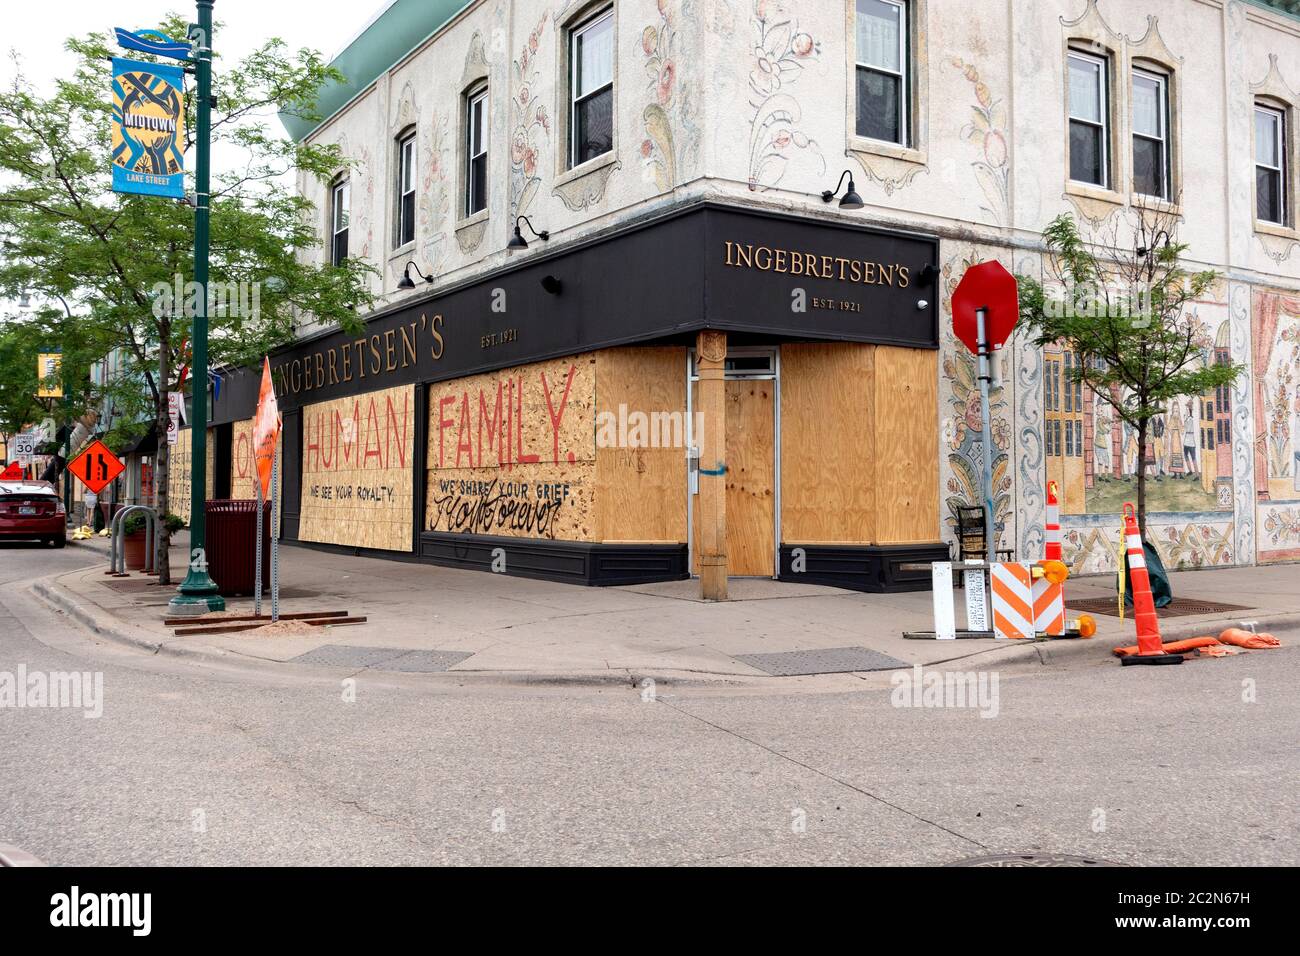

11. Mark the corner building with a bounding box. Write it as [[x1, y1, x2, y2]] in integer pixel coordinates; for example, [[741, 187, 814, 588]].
[[206, 0, 1300, 591]]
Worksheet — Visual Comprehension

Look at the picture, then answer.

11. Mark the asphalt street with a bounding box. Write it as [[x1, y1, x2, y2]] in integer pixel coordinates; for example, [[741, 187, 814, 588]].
[[1, 542, 1296, 866]]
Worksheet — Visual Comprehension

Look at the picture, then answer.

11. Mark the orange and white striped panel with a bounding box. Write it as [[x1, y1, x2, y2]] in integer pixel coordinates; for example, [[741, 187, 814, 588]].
[[990, 562, 1034, 640], [1032, 577, 1065, 636]]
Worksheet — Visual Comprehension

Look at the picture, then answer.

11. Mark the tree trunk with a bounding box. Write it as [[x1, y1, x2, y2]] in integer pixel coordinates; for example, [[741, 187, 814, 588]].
[[1135, 417, 1148, 541], [155, 318, 172, 585]]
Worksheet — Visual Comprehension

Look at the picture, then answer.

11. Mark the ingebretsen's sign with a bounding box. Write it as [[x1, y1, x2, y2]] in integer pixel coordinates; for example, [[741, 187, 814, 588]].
[[212, 204, 938, 423]]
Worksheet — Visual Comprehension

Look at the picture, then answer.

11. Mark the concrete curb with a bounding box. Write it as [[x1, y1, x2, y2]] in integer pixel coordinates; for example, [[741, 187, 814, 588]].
[[30, 569, 1299, 687]]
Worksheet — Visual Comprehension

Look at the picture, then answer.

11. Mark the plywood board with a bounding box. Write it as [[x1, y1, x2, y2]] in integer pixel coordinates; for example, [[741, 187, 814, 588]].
[[297, 383, 415, 552], [873, 346, 940, 544], [166, 427, 216, 526], [594, 347, 688, 542], [426, 356, 597, 540], [779, 343, 876, 543], [726, 378, 775, 575], [690, 377, 776, 575]]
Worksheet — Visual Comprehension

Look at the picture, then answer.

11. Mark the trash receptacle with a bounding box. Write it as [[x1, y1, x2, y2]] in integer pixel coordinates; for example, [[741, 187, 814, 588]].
[[204, 499, 273, 596]]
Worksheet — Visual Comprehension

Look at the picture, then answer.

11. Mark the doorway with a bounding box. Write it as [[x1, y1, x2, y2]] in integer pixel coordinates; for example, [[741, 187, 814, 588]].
[[688, 348, 779, 577]]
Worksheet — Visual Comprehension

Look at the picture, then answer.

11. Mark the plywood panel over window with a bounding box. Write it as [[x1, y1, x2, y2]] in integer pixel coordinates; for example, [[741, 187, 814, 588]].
[[594, 347, 688, 543], [426, 356, 597, 541], [166, 427, 216, 526], [873, 345, 939, 543], [298, 383, 415, 552], [780, 343, 876, 543]]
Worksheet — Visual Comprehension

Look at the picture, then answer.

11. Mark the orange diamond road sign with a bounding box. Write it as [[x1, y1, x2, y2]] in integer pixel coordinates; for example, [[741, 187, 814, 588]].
[[68, 440, 125, 495]]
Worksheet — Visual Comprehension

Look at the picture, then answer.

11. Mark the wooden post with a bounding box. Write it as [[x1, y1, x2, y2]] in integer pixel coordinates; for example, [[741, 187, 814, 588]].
[[696, 331, 727, 600]]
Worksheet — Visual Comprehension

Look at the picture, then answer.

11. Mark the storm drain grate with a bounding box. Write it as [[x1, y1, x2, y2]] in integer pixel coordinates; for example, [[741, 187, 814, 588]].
[[289, 644, 473, 672], [734, 646, 909, 676], [948, 853, 1120, 867], [1065, 597, 1253, 619]]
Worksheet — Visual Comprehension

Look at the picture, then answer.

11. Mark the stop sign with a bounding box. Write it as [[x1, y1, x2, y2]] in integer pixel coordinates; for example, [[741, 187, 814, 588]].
[[952, 260, 1019, 355]]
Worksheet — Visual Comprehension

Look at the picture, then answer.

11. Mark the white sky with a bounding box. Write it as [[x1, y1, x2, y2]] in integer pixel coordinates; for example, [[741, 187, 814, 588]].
[[0, 0, 385, 103]]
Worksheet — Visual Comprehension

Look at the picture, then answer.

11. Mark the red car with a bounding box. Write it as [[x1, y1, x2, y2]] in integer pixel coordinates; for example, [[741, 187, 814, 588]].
[[0, 481, 67, 547]]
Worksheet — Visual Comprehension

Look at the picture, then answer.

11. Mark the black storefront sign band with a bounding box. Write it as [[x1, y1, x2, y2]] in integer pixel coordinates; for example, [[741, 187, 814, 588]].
[[212, 201, 939, 423]]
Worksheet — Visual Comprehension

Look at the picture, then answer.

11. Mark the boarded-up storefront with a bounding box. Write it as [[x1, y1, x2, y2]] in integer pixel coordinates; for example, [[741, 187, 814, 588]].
[[297, 383, 415, 552]]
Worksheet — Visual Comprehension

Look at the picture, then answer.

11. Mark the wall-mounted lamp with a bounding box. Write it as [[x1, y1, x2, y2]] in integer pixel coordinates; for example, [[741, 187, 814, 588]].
[[540, 275, 562, 295], [918, 263, 939, 285], [508, 215, 549, 250], [821, 170, 864, 210], [396, 261, 434, 290]]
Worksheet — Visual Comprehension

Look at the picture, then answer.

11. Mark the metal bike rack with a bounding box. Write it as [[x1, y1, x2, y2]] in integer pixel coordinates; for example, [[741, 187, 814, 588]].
[[108, 505, 158, 576]]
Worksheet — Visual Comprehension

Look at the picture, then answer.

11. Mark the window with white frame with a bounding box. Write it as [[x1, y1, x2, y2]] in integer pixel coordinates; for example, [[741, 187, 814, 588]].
[[396, 130, 416, 247], [1132, 68, 1169, 199], [466, 87, 488, 216], [1068, 50, 1108, 187], [1255, 104, 1286, 225], [330, 177, 349, 266], [569, 7, 614, 168], [855, 0, 907, 145]]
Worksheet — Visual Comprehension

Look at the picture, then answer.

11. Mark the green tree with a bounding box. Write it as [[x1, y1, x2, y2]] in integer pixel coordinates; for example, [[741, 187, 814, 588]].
[[1017, 208, 1242, 538], [0, 19, 374, 581]]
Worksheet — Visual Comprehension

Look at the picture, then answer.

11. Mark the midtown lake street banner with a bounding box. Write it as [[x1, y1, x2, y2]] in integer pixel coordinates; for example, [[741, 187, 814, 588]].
[[111, 57, 185, 198]]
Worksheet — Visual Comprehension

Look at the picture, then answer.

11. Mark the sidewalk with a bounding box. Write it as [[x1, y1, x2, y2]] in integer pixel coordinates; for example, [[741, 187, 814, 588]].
[[45, 532, 1299, 682]]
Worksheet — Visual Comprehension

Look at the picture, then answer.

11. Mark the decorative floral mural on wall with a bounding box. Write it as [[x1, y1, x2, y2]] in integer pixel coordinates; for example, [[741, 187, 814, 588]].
[[419, 110, 451, 272], [746, 0, 822, 191], [947, 57, 1010, 226], [639, 0, 701, 192], [1253, 290, 1300, 563], [510, 14, 550, 219]]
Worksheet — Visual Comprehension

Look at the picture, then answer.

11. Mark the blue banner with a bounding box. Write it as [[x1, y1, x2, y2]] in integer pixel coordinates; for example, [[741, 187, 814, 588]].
[[111, 57, 185, 198]]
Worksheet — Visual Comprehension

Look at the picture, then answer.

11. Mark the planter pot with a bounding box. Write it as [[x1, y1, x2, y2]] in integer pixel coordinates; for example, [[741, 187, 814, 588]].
[[123, 530, 148, 570]]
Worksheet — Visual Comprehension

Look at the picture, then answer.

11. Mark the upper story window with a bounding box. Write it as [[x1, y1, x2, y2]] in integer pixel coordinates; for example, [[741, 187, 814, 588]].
[[466, 87, 488, 216], [1255, 103, 1286, 225], [396, 130, 416, 247], [330, 177, 350, 267], [569, 7, 614, 168], [1068, 50, 1109, 188], [1132, 68, 1169, 200], [855, 0, 908, 145]]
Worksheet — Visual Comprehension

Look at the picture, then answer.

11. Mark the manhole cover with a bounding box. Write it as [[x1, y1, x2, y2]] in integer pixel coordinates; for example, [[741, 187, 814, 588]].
[[290, 644, 472, 672], [948, 853, 1120, 867], [734, 646, 909, 676], [1065, 597, 1252, 619]]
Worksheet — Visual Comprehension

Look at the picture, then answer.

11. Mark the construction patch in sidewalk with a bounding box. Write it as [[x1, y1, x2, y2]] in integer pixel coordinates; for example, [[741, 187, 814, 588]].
[[1065, 597, 1253, 619], [289, 644, 473, 672], [734, 646, 909, 676]]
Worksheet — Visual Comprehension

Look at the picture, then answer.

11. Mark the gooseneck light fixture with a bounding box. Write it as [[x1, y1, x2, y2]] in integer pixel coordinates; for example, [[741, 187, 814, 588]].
[[508, 215, 549, 250], [397, 261, 434, 290], [822, 170, 864, 210]]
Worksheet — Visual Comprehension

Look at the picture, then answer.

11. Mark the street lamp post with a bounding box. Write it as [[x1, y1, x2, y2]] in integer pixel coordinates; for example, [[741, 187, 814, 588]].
[[169, 0, 225, 614]]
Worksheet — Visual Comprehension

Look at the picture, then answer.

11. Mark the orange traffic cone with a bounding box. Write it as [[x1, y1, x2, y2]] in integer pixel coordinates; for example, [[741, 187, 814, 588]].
[[1119, 503, 1182, 667], [1045, 480, 1062, 562]]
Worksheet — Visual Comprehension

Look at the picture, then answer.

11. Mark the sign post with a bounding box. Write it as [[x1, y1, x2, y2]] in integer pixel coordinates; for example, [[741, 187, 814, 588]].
[[168, 0, 225, 615], [12, 433, 37, 467], [951, 261, 1019, 565]]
